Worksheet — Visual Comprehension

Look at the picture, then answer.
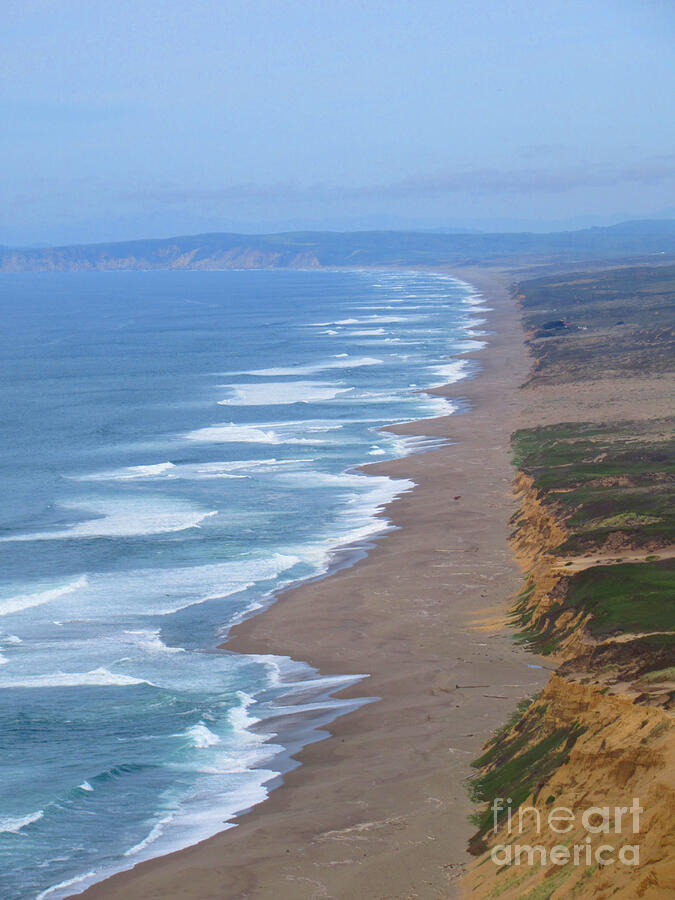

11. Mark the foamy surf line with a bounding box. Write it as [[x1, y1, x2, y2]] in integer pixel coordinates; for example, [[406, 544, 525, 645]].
[[0, 499, 218, 543], [226, 356, 383, 376], [47, 466, 454, 894], [39, 663, 370, 900], [26, 471, 416, 900], [217, 381, 351, 406], [26, 272, 488, 900]]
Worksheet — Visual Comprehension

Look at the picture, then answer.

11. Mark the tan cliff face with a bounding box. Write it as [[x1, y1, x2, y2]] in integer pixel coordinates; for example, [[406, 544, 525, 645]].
[[509, 473, 674, 673], [510, 472, 567, 571], [465, 676, 674, 899], [465, 471, 674, 897], [509, 476, 595, 663]]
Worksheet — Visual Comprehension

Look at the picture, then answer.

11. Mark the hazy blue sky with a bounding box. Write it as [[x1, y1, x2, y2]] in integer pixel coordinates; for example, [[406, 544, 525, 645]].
[[2, 0, 674, 243]]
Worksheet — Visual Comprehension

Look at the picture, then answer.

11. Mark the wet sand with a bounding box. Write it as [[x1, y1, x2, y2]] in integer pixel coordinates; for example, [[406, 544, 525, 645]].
[[76, 268, 548, 900]]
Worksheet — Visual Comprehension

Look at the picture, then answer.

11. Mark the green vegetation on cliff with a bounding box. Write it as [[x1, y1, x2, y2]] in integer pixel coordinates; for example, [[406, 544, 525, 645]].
[[512, 421, 675, 552], [469, 261, 675, 872]]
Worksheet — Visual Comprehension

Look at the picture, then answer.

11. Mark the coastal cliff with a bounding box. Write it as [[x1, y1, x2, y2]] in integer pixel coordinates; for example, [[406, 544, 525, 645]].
[[464, 264, 675, 899], [0, 241, 322, 272]]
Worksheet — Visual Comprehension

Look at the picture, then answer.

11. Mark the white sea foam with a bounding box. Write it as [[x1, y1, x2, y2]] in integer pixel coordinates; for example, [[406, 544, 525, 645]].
[[37, 871, 98, 900], [220, 457, 313, 470], [0, 810, 44, 833], [0, 576, 88, 617], [386, 435, 449, 457], [308, 317, 359, 325], [453, 339, 487, 353], [0, 667, 152, 689], [400, 396, 457, 420], [228, 691, 261, 735], [343, 328, 388, 337], [76, 462, 177, 481], [75, 460, 256, 482], [331, 478, 415, 547], [266, 471, 416, 575], [218, 381, 349, 406], [233, 356, 382, 376], [337, 389, 404, 403], [186, 723, 221, 749], [185, 421, 334, 445], [182, 458, 314, 478], [122, 630, 186, 654], [1, 554, 300, 624], [110, 462, 176, 479], [0, 499, 217, 542], [185, 463, 249, 478], [161, 556, 296, 616], [169, 552, 300, 615], [462, 292, 486, 306], [308, 315, 411, 326], [302, 422, 342, 431], [186, 423, 284, 444], [112, 777, 275, 877], [123, 816, 173, 857], [429, 359, 471, 384]]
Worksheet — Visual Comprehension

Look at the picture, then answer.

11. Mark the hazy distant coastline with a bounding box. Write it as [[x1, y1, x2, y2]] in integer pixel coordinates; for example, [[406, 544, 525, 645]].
[[1, 219, 674, 273]]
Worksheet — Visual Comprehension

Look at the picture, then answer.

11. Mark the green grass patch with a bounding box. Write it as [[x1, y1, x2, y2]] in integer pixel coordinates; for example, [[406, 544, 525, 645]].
[[564, 559, 675, 636], [470, 723, 584, 836], [489, 868, 536, 898], [512, 421, 674, 554], [641, 666, 675, 682], [521, 871, 569, 900], [472, 697, 543, 768], [511, 599, 568, 654]]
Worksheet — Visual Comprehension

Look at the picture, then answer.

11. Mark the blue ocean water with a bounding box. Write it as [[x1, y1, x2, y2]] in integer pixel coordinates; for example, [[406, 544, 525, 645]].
[[0, 269, 486, 898]]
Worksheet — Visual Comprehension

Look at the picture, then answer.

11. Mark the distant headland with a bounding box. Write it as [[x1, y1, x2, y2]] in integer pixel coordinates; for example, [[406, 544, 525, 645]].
[[1, 219, 674, 272]]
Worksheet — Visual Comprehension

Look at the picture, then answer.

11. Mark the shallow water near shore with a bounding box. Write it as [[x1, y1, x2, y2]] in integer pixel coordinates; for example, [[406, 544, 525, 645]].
[[0, 268, 484, 899]]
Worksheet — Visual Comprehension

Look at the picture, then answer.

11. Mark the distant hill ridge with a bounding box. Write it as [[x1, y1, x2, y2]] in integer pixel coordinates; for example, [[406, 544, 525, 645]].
[[1, 219, 674, 271]]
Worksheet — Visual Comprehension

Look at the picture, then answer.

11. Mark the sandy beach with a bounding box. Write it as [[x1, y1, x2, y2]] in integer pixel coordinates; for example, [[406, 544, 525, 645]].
[[76, 268, 549, 900]]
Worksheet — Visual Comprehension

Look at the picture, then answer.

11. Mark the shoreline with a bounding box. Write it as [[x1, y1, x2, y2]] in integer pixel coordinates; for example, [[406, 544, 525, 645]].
[[75, 266, 549, 900]]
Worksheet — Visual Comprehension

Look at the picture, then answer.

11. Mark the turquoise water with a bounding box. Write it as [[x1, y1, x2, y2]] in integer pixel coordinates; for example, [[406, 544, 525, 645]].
[[0, 269, 486, 898]]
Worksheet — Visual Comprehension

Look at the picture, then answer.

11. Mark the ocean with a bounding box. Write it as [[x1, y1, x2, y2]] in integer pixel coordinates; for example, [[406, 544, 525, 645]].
[[0, 268, 486, 898]]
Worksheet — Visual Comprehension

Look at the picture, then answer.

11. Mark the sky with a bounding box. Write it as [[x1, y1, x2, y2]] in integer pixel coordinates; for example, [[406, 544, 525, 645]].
[[2, 0, 674, 244]]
